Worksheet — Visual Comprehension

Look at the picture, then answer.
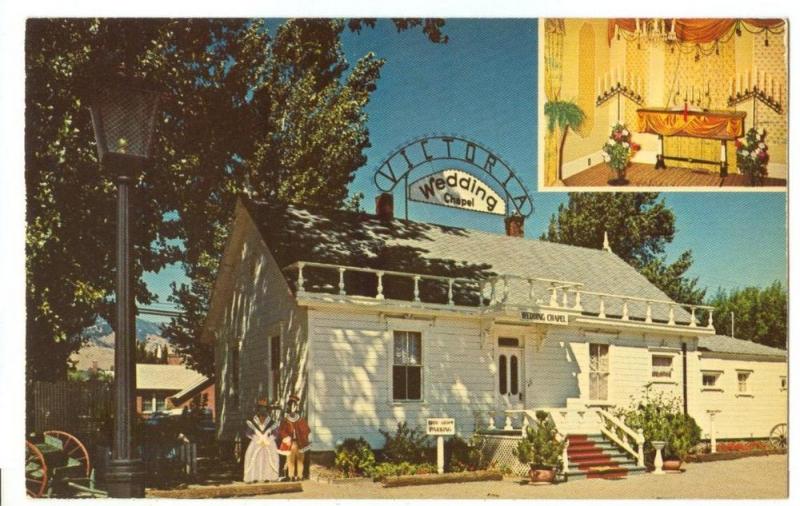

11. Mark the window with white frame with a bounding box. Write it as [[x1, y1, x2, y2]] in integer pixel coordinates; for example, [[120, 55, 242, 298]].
[[393, 331, 422, 401], [737, 371, 751, 393], [651, 355, 674, 379]]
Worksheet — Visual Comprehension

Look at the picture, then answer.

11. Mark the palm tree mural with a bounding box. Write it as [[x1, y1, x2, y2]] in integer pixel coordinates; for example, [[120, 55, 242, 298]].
[[544, 100, 586, 182]]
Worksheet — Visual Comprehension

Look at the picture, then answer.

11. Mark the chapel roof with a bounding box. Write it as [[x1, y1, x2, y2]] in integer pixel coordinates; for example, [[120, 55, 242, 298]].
[[698, 334, 786, 358], [241, 198, 694, 323]]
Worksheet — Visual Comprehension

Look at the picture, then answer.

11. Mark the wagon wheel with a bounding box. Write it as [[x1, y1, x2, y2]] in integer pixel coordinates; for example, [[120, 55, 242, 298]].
[[26, 441, 48, 498], [44, 430, 91, 476], [769, 423, 787, 450]]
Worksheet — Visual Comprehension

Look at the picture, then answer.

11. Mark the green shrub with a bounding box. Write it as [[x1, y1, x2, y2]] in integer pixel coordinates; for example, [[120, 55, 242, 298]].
[[379, 422, 430, 464], [512, 410, 566, 469], [334, 437, 376, 477], [614, 390, 702, 461], [446, 433, 489, 472], [369, 462, 437, 481]]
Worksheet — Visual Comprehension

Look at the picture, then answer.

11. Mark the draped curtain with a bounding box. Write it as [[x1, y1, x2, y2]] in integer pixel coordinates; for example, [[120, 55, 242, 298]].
[[607, 19, 785, 46]]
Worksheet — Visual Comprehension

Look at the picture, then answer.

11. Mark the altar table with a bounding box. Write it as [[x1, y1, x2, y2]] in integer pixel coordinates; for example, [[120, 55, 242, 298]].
[[636, 108, 746, 176]]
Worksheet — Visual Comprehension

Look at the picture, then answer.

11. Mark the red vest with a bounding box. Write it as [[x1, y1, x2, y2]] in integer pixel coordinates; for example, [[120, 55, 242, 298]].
[[277, 416, 311, 451]]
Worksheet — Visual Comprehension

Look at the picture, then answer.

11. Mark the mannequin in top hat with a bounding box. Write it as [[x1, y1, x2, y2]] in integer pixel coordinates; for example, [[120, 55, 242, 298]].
[[276, 394, 311, 481], [243, 399, 280, 483]]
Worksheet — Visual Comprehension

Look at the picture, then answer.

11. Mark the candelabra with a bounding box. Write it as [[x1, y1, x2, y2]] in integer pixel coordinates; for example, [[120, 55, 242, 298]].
[[728, 85, 783, 115], [596, 82, 645, 122]]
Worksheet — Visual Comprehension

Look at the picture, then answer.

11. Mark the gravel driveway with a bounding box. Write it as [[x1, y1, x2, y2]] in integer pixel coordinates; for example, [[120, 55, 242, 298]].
[[256, 454, 787, 499]]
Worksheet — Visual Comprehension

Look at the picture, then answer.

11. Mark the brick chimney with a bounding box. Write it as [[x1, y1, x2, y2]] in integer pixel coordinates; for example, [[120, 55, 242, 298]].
[[375, 192, 394, 220], [504, 213, 525, 237]]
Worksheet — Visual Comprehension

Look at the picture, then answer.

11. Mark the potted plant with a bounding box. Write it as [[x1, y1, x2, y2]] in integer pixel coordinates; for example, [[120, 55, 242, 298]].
[[735, 127, 769, 185], [613, 390, 701, 473], [662, 411, 702, 472], [512, 411, 566, 485], [544, 100, 586, 183], [602, 122, 640, 185]]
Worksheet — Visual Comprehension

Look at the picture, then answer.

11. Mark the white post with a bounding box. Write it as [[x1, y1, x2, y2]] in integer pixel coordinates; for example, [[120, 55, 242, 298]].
[[375, 271, 384, 300], [437, 436, 444, 474], [708, 309, 715, 330], [690, 306, 697, 327], [652, 441, 666, 474], [573, 290, 583, 311], [488, 412, 496, 431], [622, 299, 629, 321], [338, 267, 346, 295], [598, 296, 606, 318], [413, 276, 421, 302], [549, 286, 559, 307], [645, 301, 653, 323], [504, 414, 513, 431], [668, 305, 676, 326], [447, 279, 454, 305], [708, 410, 719, 453], [296, 262, 305, 295], [637, 428, 645, 467]]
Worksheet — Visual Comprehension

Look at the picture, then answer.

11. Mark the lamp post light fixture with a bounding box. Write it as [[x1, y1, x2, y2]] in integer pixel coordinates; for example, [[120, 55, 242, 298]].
[[89, 79, 161, 498]]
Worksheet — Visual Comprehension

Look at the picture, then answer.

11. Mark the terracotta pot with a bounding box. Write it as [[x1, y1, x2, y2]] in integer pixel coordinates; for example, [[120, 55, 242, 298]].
[[528, 466, 556, 485], [663, 459, 683, 472]]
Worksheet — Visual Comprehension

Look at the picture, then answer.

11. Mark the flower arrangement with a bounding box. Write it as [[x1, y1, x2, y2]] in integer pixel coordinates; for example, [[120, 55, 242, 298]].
[[602, 123, 640, 182], [735, 127, 769, 185]]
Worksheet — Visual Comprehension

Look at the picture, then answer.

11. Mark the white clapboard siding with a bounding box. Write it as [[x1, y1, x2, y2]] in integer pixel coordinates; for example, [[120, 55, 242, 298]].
[[214, 210, 309, 442], [689, 354, 787, 439], [308, 309, 495, 450], [526, 329, 684, 414]]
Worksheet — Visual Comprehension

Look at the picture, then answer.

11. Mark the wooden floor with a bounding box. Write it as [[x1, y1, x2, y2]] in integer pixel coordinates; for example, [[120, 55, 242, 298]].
[[562, 162, 786, 188]]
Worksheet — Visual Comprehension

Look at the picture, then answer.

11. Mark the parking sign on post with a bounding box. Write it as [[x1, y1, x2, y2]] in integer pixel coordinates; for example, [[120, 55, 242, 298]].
[[426, 418, 455, 474]]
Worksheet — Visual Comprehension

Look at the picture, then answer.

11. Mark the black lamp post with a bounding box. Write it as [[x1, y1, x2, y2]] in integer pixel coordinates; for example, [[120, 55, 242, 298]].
[[89, 80, 161, 498]]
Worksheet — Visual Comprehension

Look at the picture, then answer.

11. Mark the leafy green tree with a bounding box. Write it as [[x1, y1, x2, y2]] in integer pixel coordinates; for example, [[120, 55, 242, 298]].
[[542, 193, 706, 305], [27, 18, 446, 380], [708, 282, 787, 348]]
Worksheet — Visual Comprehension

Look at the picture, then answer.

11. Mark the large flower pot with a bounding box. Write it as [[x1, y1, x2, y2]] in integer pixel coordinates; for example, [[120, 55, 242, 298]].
[[528, 465, 556, 485], [662, 459, 683, 473], [607, 163, 629, 186]]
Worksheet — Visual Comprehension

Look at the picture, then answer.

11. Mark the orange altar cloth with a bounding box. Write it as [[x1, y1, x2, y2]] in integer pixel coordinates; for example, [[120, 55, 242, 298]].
[[637, 108, 746, 141], [636, 108, 746, 175]]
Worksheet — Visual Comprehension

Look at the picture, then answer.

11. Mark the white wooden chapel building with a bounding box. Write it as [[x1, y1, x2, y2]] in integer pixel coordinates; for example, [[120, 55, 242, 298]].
[[202, 194, 787, 460]]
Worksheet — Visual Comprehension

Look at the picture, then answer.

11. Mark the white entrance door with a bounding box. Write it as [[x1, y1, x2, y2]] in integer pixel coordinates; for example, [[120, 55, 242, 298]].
[[589, 343, 609, 401], [497, 338, 525, 412]]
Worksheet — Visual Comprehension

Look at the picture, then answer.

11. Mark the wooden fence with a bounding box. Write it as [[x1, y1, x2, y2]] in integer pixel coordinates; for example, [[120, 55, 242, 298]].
[[27, 381, 115, 447]]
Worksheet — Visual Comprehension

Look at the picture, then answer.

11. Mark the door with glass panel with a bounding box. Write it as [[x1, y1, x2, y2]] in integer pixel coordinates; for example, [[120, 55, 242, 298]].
[[589, 343, 609, 401], [496, 337, 525, 414]]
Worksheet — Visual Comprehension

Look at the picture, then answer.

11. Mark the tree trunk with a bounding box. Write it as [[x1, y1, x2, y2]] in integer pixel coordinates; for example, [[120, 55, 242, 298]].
[[557, 126, 570, 182]]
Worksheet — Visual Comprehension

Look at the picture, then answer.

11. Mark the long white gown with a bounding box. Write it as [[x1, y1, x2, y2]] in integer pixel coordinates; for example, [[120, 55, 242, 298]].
[[243, 415, 280, 483]]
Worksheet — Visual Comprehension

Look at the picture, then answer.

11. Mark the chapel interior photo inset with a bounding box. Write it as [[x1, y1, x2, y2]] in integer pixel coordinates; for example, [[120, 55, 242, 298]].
[[539, 18, 787, 189]]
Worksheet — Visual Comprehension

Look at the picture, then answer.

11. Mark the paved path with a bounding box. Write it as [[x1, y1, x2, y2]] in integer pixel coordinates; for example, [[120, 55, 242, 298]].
[[257, 454, 787, 499]]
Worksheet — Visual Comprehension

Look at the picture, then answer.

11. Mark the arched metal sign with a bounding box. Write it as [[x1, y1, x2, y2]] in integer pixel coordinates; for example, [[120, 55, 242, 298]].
[[373, 135, 533, 217]]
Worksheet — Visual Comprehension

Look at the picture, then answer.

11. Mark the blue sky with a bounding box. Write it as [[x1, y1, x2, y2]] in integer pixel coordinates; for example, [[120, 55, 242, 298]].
[[141, 19, 786, 318]]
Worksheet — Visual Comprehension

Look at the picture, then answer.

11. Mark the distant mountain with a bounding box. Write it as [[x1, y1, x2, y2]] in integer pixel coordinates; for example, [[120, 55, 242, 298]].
[[73, 317, 174, 371], [81, 317, 165, 343]]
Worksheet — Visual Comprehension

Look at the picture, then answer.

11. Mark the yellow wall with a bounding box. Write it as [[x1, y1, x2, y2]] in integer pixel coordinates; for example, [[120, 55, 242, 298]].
[[543, 19, 788, 181], [556, 19, 613, 177]]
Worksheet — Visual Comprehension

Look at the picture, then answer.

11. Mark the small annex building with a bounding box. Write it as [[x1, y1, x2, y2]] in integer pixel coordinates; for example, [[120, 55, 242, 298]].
[[202, 195, 787, 462]]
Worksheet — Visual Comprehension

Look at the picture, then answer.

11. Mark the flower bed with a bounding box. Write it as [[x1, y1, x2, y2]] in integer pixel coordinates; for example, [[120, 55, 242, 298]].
[[685, 440, 785, 463]]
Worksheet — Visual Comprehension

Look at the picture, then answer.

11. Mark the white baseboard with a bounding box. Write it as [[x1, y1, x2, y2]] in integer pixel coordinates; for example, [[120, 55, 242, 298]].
[[561, 150, 606, 179]]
